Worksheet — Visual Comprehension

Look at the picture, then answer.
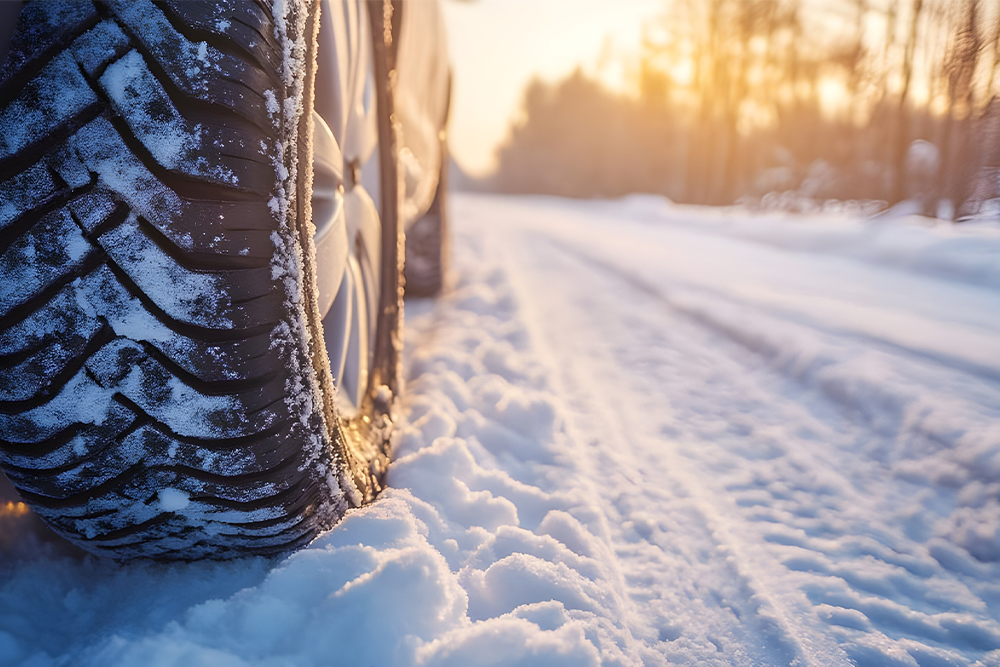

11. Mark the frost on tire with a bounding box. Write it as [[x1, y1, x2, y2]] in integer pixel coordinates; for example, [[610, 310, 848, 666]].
[[0, 0, 388, 559]]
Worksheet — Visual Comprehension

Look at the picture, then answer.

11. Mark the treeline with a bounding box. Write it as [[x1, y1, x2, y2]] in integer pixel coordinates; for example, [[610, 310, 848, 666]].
[[493, 0, 1000, 217]]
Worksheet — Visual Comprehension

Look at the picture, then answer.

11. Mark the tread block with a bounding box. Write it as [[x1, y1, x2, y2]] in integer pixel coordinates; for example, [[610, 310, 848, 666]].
[[85, 338, 286, 439], [197, 121, 277, 166], [0, 208, 99, 319], [152, 331, 286, 385], [97, 213, 283, 329], [4, 425, 300, 503], [156, 201, 277, 259], [69, 117, 188, 242], [106, 0, 277, 132], [97, 213, 233, 329], [67, 187, 125, 234], [0, 264, 284, 388], [211, 200, 281, 231], [0, 288, 101, 359], [156, 333, 286, 384], [71, 18, 132, 79], [128, 424, 301, 476], [49, 143, 94, 191], [0, 401, 134, 467], [0, 367, 117, 442], [0, 325, 103, 403], [72, 266, 286, 382], [100, 49, 277, 192], [32, 473, 310, 536], [29, 481, 318, 558], [160, 0, 283, 83], [0, 51, 100, 163], [0, 162, 58, 233], [67, 118, 276, 258], [0, 1, 99, 92], [88, 335, 288, 416]]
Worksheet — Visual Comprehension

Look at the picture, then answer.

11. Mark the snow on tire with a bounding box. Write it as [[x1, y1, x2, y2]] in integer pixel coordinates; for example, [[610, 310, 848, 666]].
[[0, 0, 391, 559]]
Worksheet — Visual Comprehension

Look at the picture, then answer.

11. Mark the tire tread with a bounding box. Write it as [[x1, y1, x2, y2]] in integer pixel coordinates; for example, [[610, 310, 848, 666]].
[[0, 0, 347, 559]]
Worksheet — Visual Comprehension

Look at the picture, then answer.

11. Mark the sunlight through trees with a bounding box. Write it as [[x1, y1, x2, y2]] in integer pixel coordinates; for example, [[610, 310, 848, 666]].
[[495, 0, 1000, 217]]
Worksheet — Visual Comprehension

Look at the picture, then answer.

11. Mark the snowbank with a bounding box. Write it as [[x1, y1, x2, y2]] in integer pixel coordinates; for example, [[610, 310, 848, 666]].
[[591, 193, 1000, 292]]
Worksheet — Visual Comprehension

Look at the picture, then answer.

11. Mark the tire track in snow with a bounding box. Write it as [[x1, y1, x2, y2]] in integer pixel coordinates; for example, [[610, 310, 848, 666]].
[[479, 217, 853, 666], [548, 234, 1000, 387], [452, 193, 1000, 666]]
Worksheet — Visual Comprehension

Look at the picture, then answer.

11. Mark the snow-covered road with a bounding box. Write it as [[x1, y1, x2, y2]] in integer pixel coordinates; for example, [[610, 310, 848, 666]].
[[3, 193, 1000, 666], [464, 194, 1000, 667]]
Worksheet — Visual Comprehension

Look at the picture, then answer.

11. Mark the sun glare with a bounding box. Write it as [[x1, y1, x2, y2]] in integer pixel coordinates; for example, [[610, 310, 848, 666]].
[[818, 76, 850, 117], [669, 58, 695, 89]]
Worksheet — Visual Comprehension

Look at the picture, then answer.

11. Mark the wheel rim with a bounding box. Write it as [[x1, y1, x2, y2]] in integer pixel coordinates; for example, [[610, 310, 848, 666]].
[[313, 120, 381, 417], [311, 4, 383, 419]]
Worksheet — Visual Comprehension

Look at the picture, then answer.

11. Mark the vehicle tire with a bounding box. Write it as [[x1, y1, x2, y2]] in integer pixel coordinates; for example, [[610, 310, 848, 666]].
[[0, 0, 399, 560], [403, 137, 449, 297]]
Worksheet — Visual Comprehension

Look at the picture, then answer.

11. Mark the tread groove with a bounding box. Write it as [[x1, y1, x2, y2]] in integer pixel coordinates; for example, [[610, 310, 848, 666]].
[[132, 212, 271, 272], [112, 394, 294, 450]]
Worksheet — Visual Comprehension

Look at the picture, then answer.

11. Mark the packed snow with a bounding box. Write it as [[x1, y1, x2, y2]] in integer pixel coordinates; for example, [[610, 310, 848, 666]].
[[3, 193, 1000, 666]]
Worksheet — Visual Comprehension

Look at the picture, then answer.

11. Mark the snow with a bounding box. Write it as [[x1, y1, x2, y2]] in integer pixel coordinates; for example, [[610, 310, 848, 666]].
[[157, 490, 191, 513], [100, 53, 199, 169], [97, 214, 233, 329], [99, 50, 238, 185], [3, 193, 1000, 666], [263, 89, 280, 117], [0, 52, 97, 161], [0, 209, 96, 319]]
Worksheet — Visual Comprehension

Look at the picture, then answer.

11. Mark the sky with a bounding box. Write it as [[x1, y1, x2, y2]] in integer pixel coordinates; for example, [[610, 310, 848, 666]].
[[440, 0, 664, 176]]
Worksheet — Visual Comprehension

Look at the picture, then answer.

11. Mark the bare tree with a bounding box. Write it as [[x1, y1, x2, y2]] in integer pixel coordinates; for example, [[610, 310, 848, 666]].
[[492, 0, 1000, 218]]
